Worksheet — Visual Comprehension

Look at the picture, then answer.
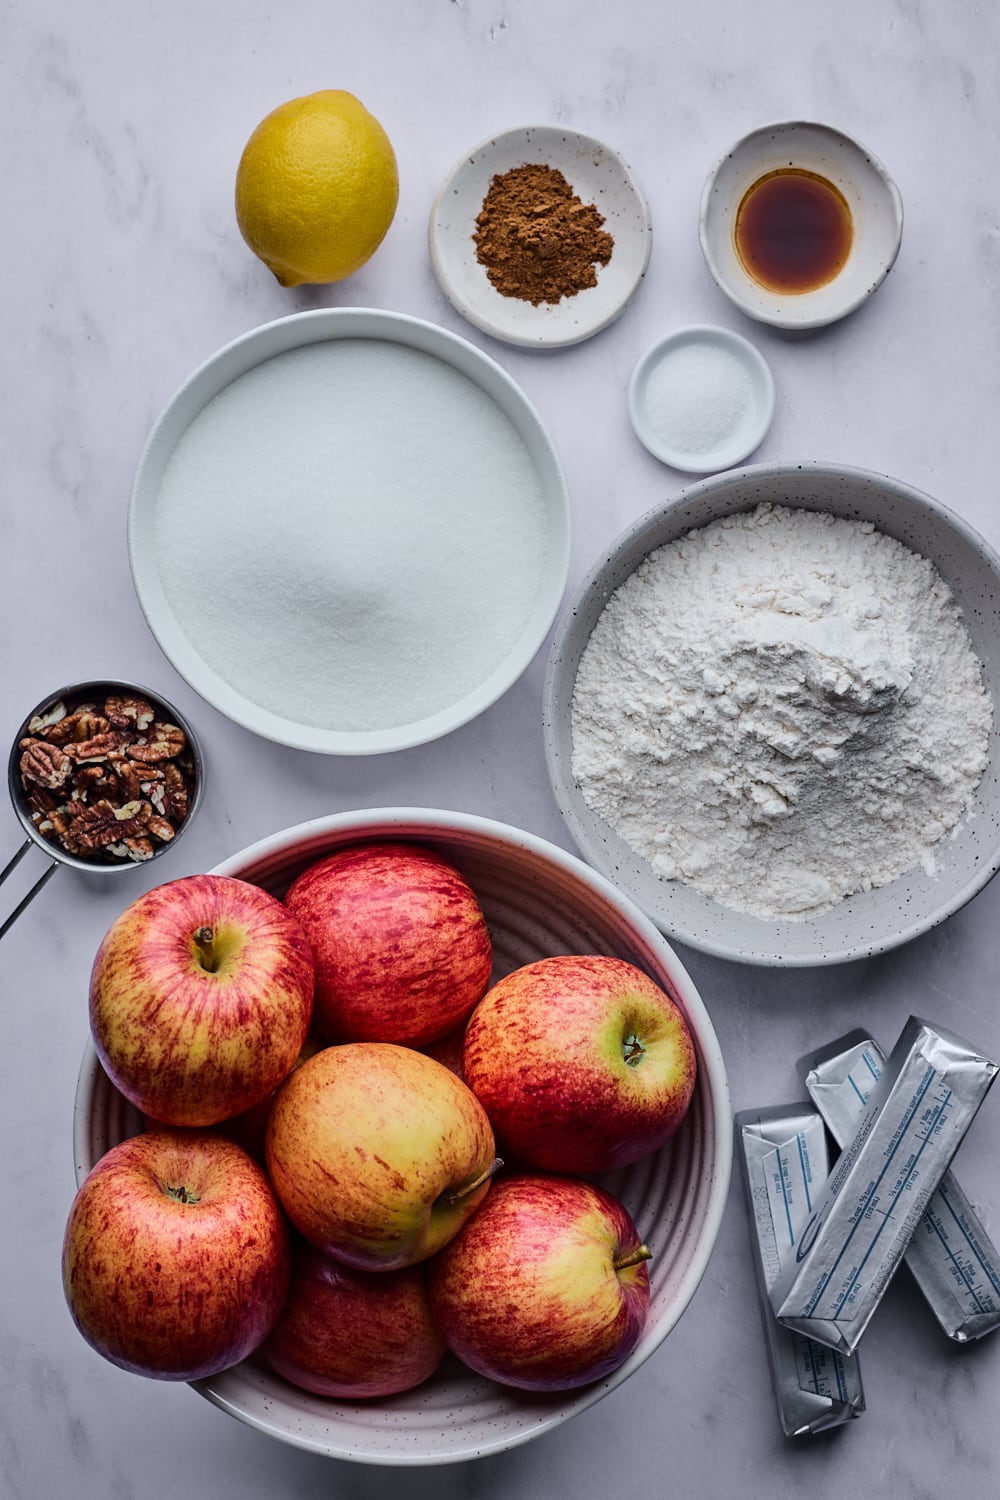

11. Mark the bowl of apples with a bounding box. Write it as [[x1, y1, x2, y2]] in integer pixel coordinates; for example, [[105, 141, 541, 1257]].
[[70, 807, 731, 1464]]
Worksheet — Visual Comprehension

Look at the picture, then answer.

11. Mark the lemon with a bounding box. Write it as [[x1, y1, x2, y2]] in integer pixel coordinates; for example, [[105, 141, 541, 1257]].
[[235, 90, 399, 287]]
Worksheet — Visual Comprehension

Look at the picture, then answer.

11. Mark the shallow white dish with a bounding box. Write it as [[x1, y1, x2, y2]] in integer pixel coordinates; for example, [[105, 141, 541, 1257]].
[[429, 124, 652, 348], [628, 325, 775, 473], [128, 309, 570, 754], [73, 808, 731, 1465], [699, 121, 903, 330], [543, 463, 1000, 967]]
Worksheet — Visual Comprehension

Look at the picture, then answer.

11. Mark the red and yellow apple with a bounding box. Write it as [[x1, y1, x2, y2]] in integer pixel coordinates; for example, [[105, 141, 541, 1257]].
[[262, 1246, 446, 1398], [428, 1173, 651, 1391], [265, 1042, 499, 1270], [62, 1130, 291, 1380], [89, 873, 315, 1127], [462, 954, 696, 1174], [283, 842, 492, 1045]]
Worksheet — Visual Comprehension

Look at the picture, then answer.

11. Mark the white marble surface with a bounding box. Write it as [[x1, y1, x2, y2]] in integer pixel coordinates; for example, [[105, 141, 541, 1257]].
[[4, 2, 1000, 1495]]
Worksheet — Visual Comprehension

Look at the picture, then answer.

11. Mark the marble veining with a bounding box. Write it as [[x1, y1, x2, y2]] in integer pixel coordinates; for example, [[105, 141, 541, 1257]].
[[2, 1, 1000, 1496]]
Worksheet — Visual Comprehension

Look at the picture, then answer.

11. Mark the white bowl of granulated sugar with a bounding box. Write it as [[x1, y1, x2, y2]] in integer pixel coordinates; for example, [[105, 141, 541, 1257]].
[[543, 462, 1000, 966], [128, 309, 570, 754]]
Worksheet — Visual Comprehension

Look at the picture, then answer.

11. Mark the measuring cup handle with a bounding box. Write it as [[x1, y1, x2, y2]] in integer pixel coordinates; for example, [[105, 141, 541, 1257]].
[[0, 841, 59, 939]]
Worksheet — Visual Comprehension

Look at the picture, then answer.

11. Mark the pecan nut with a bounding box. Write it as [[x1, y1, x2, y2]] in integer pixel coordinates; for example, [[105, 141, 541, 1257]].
[[104, 693, 157, 732], [67, 731, 125, 763], [20, 739, 74, 789], [128, 723, 187, 762]]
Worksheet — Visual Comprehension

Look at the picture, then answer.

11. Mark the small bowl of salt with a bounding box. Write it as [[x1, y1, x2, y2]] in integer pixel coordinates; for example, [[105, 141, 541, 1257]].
[[627, 324, 775, 474]]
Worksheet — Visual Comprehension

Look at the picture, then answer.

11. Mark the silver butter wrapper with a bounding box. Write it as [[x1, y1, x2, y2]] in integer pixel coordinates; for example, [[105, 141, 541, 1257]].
[[803, 1030, 1000, 1342], [736, 1105, 864, 1436], [770, 1015, 998, 1354]]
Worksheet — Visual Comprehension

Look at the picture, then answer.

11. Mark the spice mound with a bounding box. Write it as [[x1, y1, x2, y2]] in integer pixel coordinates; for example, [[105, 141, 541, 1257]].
[[473, 163, 614, 306], [17, 689, 196, 864], [570, 504, 993, 920]]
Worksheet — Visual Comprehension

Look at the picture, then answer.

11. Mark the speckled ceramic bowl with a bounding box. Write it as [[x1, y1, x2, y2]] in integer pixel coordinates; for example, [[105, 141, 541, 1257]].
[[429, 124, 652, 348], [699, 121, 903, 330], [73, 808, 731, 1464], [543, 463, 1000, 966]]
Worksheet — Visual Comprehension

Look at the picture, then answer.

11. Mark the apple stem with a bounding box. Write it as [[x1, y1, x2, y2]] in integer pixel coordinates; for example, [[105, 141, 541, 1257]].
[[444, 1156, 504, 1205], [613, 1243, 652, 1272], [164, 1183, 200, 1205], [192, 926, 218, 973], [622, 1032, 646, 1068]]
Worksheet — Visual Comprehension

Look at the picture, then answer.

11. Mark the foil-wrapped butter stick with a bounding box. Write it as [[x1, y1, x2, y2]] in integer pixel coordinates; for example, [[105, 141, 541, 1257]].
[[736, 1105, 864, 1436], [802, 1029, 1000, 1342], [770, 1015, 998, 1355]]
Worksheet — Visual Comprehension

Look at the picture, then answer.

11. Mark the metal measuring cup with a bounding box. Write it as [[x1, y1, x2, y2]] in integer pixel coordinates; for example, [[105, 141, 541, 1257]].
[[3, 678, 204, 938]]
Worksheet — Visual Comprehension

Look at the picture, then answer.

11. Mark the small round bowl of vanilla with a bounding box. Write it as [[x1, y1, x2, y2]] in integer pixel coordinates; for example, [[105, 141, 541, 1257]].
[[543, 462, 1000, 966]]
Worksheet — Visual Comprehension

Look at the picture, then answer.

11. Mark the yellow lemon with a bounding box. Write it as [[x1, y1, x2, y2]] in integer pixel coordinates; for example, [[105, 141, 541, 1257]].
[[235, 90, 399, 287]]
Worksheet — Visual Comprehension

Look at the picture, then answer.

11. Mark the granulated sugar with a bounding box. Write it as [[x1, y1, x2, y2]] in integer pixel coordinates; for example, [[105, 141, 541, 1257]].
[[571, 504, 992, 919], [153, 341, 550, 731], [643, 342, 753, 456]]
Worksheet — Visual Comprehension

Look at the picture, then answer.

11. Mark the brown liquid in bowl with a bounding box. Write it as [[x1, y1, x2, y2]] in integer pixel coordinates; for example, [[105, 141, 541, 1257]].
[[734, 168, 853, 294]]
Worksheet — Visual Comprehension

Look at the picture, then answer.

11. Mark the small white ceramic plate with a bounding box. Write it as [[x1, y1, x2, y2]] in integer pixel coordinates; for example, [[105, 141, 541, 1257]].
[[128, 309, 570, 755], [429, 125, 652, 348], [699, 121, 903, 329], [628, 325, 775, 473]]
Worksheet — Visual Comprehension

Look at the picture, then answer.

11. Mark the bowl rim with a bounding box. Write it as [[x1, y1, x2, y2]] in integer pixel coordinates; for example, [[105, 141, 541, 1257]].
[[127, 307, 571, 755], [543, 460, 1000, 966], [73, 806, 732, 1464], [698, 119, 904, 330]]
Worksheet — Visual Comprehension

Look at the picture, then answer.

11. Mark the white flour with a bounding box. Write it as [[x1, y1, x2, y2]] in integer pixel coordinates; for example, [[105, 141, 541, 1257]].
[[571, 504, 992, 919]]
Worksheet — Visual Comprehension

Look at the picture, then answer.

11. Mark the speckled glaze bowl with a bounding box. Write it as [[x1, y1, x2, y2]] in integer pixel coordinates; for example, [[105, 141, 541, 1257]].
[[543, 462, 1000, 966], [698, 121, 903, 329], [73, 808, 731, 1464]]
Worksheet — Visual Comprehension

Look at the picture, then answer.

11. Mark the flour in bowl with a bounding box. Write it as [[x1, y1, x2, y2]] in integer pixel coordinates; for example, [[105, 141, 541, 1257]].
[[571, 504, 992, 919]]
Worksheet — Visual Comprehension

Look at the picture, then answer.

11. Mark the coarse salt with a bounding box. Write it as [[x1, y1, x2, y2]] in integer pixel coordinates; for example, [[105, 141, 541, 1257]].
[[152, 340, 551, 732], [642, 342, 754, 457]]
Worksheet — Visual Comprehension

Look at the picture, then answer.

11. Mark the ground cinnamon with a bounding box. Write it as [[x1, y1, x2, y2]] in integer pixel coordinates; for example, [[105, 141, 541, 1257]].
[[473, 163, 614, 306]]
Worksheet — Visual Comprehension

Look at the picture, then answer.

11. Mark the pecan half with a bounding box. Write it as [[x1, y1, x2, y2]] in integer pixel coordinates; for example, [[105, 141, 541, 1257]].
[[141, 811, 176, 844], [160, 762, 190, 820], [27, 701, 68, 735], [106, 836, 156, 862], [66, 711, 111, 742], [67, 731, 125, 763], [128, 723, 187, 763], [104, 693, 157, 732], [20, 739, 74, 789], [65, 798, 146, 852]]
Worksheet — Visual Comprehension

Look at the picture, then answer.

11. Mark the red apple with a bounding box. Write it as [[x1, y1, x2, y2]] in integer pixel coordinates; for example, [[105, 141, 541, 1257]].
[[89, 873, 315, 1127], [427, 1173, 651, 1391], [62, 1130, 291, 1380], [262, 1246, 446, 1398], [265, 1042, 500, 1270], [462, 954, 696, 1174], [283, 842, 492, 1046]]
